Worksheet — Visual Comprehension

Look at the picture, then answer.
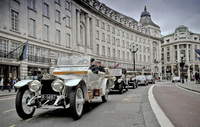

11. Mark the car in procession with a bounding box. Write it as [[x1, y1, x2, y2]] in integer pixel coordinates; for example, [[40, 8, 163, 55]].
[[136, 75, 149, 86], [146, 75, 155, 84], [108, 68, 129, 94], [14, 56, 109, 120], [126, 71, 138, 89], [172, 76, 181, 83]]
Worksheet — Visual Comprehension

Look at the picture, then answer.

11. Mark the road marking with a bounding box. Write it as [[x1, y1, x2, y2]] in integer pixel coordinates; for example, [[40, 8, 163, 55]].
[[175, 84, 200, 95], [148, 84, 174, 127], [25, 116, 38, 122], [3, 108, 16, 113], [0, 97, 15, 101], [9, 125, 15, 127], [123, 98, 129, 101]]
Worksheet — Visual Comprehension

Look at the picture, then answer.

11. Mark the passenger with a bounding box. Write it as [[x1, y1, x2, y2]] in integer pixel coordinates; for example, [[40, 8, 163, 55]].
[[96, 61, 105, 72], [89, 58, 98, 74]]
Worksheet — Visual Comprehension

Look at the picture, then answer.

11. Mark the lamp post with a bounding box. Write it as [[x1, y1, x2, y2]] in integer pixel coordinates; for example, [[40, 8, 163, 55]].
[[180, 55, 185, 83], [130, 43, 138, 71]]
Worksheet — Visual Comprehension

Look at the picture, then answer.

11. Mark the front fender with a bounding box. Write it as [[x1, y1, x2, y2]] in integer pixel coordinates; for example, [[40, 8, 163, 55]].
[[117, 78, 123, 84], [64, 79, 82, 87], [14, 80, 33, 88]]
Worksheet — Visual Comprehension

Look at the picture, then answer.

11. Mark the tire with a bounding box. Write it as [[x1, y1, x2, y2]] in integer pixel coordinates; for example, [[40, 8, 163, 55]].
[[132, 82, 136, 89], [118, 83, 123, 94], [15, 86, 36, 119], [70, 85, 85, 120], [102, 82, 109, 102]]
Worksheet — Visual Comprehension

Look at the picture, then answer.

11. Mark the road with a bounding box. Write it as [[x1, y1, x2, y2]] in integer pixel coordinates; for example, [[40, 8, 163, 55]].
[[153, 81, 200, 127], [0, 85, 159, 127]]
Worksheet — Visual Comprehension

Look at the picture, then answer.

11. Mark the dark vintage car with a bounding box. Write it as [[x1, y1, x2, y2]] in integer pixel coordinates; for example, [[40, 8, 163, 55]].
[[108, 68, 129, 94], [146, 75, 155, 84], [126, 71, 138, 89], [136, 75, 149, 86], [172, 76, 181, 83]]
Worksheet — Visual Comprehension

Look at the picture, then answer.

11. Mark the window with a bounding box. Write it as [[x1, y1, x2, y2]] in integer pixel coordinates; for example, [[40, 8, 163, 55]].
[[66, 16, 70, 27], [122, 40, 125, 47], [144, 55, 146, 62], [43, 3, 49, 17], [127, 52, 129, 60], [118, 50, 120, 58], [117, 39, 120, 47], [112, 37, 115, 45], [117, 29, 120, 36], [131, 35, 133, 40], [144, 46, 146, 53], [11, 42, 20, 59], [66, 33, 70, 47], [29, 19, 35, 36], [55, 0, 60, 4], [28, 45, 34, 61], [56, 30, 60, 44], [107, 25, 110, 31], [102, 46, 105, 56], [96, 19, 99, 27], [108, 47, 110, 57], [122, 31, 124, 37], [126, 42, 129, 48], [112, 27, 115, 34], [101, 22, 105, 29], [102, 33, 105, 41], [11, 10, 18, 31], [113, 49, 115, 58], [96, 44, 99, 55], [66, 1, 70, 10], [44, 25, 49, 41], [123, 51, 125, 60], [29, 0, 35, 10], [107, 35, 110, 43], [126, 33, 129, 39], [96, 30, 99, 39], [56, 10, 60, 22], [162, 48, 164, 52]]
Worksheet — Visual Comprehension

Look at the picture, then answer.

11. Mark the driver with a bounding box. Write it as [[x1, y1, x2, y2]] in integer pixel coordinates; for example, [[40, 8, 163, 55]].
[[89, 58, 98, 74], [96, 61, 105, 72]]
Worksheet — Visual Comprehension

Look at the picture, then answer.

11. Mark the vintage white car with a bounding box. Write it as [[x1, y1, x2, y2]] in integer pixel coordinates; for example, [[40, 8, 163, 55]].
[[14, 56, 109, 120]]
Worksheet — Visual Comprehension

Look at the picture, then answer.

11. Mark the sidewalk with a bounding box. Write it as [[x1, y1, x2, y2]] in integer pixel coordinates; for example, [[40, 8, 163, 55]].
[[0, 90, 16, 97], [177, 81, 200, 93]]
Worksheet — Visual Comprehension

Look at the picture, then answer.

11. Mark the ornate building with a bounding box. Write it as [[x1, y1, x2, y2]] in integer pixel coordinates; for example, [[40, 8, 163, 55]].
[[0, 0, 161, 80], [161, 25, 200, 80]]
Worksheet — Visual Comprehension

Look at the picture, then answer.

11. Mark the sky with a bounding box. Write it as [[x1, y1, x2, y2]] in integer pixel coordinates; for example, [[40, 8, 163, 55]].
[[99, 0, 200, 36]]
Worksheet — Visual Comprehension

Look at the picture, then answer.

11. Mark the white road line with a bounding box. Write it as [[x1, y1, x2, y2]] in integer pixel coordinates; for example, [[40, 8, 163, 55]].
[[0, 97, 15, 101], [3, 108, 16, 113], [175, 84, 200, 95], [148, 84, 174, 127]]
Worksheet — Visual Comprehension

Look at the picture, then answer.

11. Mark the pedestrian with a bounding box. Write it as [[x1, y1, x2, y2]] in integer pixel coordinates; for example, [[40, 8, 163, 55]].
[[7, 77, 12, 92], [17, 76, 21, 82], [13, 77, 17, 92], [0, 77, 4, 92], [185, 74, 188, 82], [195, 71, 199, 84]]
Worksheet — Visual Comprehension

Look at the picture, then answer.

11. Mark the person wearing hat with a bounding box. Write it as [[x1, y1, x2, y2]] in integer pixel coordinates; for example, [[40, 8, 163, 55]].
[[89, 58, 98, 74], [97, 61, 105, 72]]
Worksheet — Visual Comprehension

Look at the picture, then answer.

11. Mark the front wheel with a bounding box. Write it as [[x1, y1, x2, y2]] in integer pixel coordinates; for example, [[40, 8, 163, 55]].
[[70, 85, 85, 120], [102, 83, 109, 102], [118, 83, 123, 94], [15, 86, 36, 119]]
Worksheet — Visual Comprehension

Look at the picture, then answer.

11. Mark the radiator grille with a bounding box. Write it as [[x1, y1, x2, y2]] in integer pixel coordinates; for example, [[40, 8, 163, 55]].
[[41, 79, 59, 95]]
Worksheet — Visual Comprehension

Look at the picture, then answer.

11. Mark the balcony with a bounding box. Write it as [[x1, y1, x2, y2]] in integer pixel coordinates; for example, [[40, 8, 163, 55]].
[[28, 55, 50, 63]]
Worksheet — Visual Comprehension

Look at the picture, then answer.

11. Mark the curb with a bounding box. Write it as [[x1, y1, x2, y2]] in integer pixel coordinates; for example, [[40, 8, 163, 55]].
[[177, 84, 200, 94]]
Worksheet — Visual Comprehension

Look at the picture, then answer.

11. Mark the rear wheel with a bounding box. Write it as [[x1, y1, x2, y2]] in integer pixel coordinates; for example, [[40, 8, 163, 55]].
[[70, 85, 85, 120], [15, 86, 36, 119]]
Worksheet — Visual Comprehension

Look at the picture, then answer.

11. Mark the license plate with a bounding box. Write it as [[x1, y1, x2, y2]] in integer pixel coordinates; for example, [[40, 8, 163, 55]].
[[41, 94, 57, 100]]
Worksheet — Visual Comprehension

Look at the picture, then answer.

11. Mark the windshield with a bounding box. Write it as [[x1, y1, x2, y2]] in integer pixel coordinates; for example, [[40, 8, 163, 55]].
[[173, 77, 180, 80], [57, 56, 90, 66], [110, 69, 122, 76], [136, 76, 145, 79], [147, 75, 153, 79]]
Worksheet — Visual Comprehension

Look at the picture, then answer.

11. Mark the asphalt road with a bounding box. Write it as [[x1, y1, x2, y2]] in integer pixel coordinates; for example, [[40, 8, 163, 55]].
[[153, 82, 200, 127], [0, 84, 159, 127]]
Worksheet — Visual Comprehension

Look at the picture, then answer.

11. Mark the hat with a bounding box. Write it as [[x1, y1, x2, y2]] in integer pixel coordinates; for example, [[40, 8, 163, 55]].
[[91, 58, 95, 63], [96, 61, 101, 63]]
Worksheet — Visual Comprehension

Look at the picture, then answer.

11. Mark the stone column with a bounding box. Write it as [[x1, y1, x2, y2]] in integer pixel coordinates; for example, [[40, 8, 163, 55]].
[[20, 60, 28, 80], [76, 10, 80, 45], [187, 65, 190, 81], [86, 15, 90, 47], [186, 44, 189, 62], [177, 44, 180, 62], [171, 65, 174, 77]]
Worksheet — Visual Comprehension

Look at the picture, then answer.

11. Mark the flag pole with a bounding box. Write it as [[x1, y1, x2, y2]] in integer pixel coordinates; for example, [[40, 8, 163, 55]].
[[5, 41, 27, 58]]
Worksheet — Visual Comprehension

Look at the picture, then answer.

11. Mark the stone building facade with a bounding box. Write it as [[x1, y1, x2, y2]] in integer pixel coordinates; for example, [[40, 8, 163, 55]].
[[161, 25, 200, 80], [0, 0, 161, 80]]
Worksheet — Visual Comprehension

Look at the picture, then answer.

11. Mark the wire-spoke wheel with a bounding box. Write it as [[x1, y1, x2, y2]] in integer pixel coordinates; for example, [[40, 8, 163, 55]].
[[15, 86, 35, 119], [70, 85, 85, 120]]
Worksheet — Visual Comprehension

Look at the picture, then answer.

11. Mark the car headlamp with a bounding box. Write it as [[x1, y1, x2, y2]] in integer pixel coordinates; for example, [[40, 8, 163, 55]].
[[29, 80, 42, 92], [51, 79, 64, 92], [112, 77, 117, 82]]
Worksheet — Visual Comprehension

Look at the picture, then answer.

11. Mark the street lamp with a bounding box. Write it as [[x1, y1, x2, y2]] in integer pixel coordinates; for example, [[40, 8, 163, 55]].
[[130, 43, 138, 71], [180, 54, 185, 83]]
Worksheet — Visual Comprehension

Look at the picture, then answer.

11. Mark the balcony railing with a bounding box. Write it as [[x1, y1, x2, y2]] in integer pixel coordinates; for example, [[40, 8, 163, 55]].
[[28, 55, 50, 63]]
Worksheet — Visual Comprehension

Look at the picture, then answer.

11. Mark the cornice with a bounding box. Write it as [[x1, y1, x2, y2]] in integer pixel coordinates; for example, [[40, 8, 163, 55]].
[[74, 0, 161, 41]]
